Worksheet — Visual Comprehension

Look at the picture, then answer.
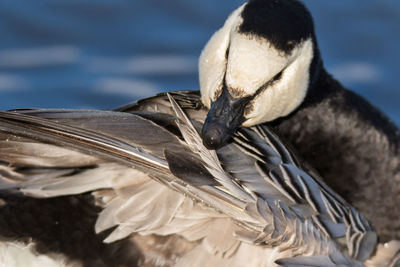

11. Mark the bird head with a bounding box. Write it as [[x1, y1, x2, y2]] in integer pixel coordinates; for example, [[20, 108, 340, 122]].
[[200, 0, 321, 149]]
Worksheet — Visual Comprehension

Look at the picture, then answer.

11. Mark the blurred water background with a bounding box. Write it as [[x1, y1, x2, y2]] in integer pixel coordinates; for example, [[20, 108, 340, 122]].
[[0, 0, 399, 125]]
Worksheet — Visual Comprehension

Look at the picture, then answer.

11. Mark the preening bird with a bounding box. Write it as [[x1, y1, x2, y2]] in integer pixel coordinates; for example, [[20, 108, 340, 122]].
[[0, 0, 399, 266], [199, 0, 400, 243], [0, 92, 398, 266]]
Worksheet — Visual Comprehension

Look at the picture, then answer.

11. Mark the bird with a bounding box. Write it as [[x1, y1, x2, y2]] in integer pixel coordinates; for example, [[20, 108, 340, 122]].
[[0, 0, 399, 266], [0, 91, 399, 266], [199, 0, 400, 243]]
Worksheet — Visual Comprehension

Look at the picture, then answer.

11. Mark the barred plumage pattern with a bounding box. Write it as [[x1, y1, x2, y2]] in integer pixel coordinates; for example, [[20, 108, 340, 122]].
[[0, 91, 398, 266]]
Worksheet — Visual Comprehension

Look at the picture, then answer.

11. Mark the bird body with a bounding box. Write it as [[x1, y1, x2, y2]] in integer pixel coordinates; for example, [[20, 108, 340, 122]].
[[0, 92, 399, 266], [272, 70, 400, 242], [199, 0, 400, 242], [0, 0, 399, 266]]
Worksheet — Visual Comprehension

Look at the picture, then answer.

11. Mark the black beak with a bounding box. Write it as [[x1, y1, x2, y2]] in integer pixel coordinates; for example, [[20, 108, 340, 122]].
[[202, 87, 251, 150]]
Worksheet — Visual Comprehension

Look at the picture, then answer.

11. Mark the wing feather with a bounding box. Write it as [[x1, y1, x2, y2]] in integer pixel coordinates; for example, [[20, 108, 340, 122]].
[[0, 92, 386, 266]]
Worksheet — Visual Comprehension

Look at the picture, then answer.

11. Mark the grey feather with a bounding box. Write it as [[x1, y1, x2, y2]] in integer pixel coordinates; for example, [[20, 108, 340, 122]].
[[276, 252, 363, 267], [0, 91, 397, 266]]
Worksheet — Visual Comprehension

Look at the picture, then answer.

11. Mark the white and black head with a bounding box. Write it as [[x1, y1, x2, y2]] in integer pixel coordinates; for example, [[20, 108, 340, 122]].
[[200, 0, 322, 149]]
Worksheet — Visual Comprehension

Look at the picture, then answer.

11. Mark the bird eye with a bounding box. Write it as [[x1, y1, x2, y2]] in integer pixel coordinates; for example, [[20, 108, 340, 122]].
[[271, 70, 283, 83], [225, 47, 230, 59], [252, 69, 284, 98]]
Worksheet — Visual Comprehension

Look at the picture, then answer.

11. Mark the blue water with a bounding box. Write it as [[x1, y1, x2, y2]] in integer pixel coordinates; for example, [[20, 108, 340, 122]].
[[0, 0, 399, 125]]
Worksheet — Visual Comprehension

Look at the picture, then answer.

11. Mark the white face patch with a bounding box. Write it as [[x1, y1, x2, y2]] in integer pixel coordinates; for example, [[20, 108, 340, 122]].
[[225, 33, 290, 98], [199, 4, 245, 108], [199, 4, 314, 126], [242, 39, 313, 126]]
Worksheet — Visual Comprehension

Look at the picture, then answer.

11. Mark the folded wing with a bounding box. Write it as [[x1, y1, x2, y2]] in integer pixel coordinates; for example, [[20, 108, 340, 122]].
[[0, 92, 385, 266]]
